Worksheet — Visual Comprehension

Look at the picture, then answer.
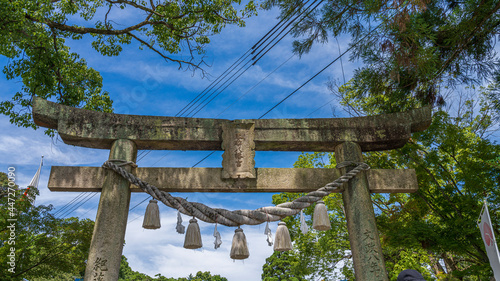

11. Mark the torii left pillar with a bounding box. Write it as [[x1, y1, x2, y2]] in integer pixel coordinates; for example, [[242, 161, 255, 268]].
[[84, 139, 137, 281]]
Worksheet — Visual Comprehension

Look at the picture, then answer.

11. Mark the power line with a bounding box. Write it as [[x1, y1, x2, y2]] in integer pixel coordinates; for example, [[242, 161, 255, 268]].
[[188, 63, 254, 117], [130, 197, 150, 212], [51, 0, 364, 220], [133, 3, 320, 167], [52, 193, 86, 216], [252, 0, 323, 65], [57, 192, 97, 219], [251, 0, 310, 52], [258, 20, 383, 119], [215, 54, 296, 118], [305, 97, 337, 117], [176, 50, 253, 117], [179, 0, 320, 119]]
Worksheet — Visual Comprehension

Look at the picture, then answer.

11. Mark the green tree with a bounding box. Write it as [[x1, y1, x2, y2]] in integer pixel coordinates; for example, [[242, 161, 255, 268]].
[[268, 153, 355, 281], [118, 257, 229, 281], [262, 251, 306, 281], [155, 271, 229, 281], [0, 171, 94, 281], [268, 92, 500, 279], [264, 0, 500, 112], [0, 0, 257, 131], [183, 271, 228, 281], [366, 96, 500, 279], [119, 255, 154, 280]]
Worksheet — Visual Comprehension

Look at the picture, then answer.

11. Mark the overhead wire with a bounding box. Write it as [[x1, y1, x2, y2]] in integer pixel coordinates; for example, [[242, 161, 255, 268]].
[[52, 193, 86, 217], [215, 53, 296, 118], [185, 59, 254, 117], [134, 4, 315, 163], [305, 97, 337, 117], [188, 0, 324, 117], [128, 19, 374, 220], [126, 8, 315, 222], [176, 50, 254, 117], [56, 192, 98, 219], [184, 0, 321, 117], [50, 0, 318, 220], [187, 62, 254, 117], [132, 0, 319, 168], [123, 5, 320, 223], [127, 151, 214, 223], [258, 20, 382, 119], [175, 5, 306, 118], [178, 0, 312, 117], [53, 0, 325, 222], [126, 0, 334, 220], [252, 0, 323, 65]]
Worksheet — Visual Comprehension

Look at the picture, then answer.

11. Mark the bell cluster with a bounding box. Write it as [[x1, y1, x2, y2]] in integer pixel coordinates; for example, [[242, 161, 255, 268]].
[[142, 200, 332, 260]]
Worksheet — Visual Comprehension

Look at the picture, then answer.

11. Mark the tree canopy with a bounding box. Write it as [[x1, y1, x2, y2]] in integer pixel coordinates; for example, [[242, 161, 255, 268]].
[[118, 257, 228, 281], [0, 172, 94, 281], [264, 0, 500, 112], [260, 2, 500, 277], [0, 0, 257, 131], [266, 91, 500, 280]]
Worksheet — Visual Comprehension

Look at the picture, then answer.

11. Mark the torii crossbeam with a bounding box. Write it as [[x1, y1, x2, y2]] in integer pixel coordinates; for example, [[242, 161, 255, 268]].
[[33, 97, 431, 281]]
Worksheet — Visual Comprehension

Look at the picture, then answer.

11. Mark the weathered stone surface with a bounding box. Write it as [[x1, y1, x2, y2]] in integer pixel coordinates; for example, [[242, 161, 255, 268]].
[[32, 97, 432, 151], [47, 166, 418, 193], [335, 142, 389, 281], [84, 139, 137, 281], [221, 121, 256, 178]]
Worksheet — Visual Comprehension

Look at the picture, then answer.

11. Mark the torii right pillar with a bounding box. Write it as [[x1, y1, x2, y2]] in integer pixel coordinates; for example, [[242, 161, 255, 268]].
[[336, 141, 388, 280]]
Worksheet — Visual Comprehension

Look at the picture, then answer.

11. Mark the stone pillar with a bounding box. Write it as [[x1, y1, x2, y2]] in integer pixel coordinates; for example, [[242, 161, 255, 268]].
[[84, 139, 137, 281], [335, 142, 388, 281]]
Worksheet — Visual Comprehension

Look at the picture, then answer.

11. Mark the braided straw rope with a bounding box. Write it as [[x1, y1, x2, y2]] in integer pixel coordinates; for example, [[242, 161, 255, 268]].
[[102, 161, 370, 227]]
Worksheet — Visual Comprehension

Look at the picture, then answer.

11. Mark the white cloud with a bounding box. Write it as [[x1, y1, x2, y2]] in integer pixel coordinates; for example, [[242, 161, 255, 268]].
[[124, 211, 275, 280]]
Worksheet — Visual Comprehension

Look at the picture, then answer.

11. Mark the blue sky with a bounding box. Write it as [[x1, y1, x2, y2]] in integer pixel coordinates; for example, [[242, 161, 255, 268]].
[[0, 4, 362, 280]]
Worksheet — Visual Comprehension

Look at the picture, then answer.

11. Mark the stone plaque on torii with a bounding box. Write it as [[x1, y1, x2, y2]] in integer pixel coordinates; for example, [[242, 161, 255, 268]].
[[32, 97, 431, 281]]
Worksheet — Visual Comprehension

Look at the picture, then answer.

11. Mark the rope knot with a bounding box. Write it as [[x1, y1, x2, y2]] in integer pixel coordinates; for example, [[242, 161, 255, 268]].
[[336, 161, 369, 170], [104, 159, 138, 168]]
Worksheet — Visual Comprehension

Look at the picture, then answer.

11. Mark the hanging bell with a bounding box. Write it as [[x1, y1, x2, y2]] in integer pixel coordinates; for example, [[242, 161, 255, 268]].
[[184, 218, 203, 249], [313, 200, 331, 231], [142, 200, 161, 229], [273, 222, 292, 252], [230, 227, 249, 260]]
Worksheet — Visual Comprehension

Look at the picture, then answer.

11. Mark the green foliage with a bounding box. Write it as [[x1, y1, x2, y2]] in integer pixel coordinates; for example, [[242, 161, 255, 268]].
[[156, 271, 229, 281], [265, 0, 500, 111], [0, 172, 94, 281], [0, 0, 257, 132], [384, 248, 433, 281], [119, 255, 153, 280], [262, 251, 306, 281], [370, 101, 500, 279], [386, 102, 498, 278], [268, 153, 354, 280], [180, 271, 228, 281], [267, 94, 500, 279], [118, 257, 228, 281]]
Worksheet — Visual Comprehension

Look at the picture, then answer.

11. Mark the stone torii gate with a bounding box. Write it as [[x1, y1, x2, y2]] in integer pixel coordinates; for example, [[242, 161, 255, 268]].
[[32, 97, 431, 281]]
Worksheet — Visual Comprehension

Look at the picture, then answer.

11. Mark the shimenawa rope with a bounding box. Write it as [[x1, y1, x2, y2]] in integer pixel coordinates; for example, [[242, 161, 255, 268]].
[[103, 160, 369, 227]]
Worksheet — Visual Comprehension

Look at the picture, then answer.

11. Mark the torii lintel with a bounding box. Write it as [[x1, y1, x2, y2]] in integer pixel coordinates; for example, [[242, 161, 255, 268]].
[[32, 97, 431, 152]]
